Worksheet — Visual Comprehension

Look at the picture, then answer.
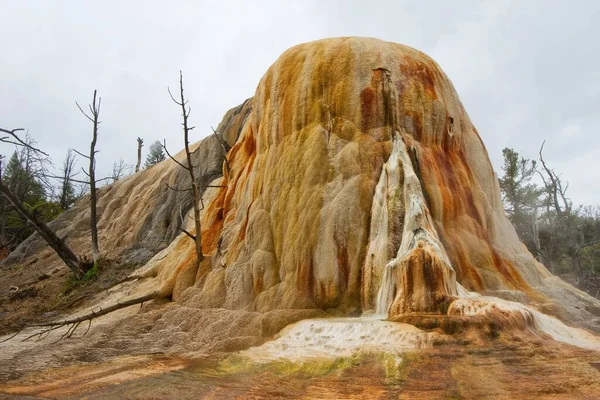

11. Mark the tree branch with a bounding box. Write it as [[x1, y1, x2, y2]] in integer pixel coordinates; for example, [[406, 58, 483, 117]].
[[22, 291, 161, 342], [0, 128, 49, 156], [73, 148, 91, 160], [165, 182, 192, 192], [162, 140, 190, 171], [179, 228, 196, 241], [167, 86, 183, 106], [75, 102, 94, 123]]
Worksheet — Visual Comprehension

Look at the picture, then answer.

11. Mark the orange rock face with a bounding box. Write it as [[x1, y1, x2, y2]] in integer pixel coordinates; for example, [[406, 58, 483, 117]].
[[161, 37, 555, 317]]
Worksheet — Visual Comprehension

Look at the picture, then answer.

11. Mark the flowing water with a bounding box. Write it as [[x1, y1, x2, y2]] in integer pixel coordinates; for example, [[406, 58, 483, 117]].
[[450, 295, 600, 351], [241, 316, 437, 362], [374, 131, 457, 317]]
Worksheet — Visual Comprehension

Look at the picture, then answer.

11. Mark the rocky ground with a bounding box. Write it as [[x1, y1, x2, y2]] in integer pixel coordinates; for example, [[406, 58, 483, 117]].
[[1, 331, 599, 399], [0, 251, 140, 337], [1, 254, 599, 399]]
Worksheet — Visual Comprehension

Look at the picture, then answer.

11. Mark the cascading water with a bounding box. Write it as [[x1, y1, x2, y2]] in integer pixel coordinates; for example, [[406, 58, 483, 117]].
[[374, 131, 458, 317], [449, 292, 600, 351]]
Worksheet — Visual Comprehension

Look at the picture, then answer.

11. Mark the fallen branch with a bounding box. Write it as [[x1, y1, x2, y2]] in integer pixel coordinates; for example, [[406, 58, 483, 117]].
[[22, 291, 161, 342]]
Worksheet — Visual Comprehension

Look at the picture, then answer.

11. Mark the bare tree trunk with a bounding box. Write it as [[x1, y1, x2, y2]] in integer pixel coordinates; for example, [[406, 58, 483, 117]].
[[178, 74, 204, 264], [89, 93, 100, 262], [76, 90, 101, 263], [165, 72, 204, 264], [0, 179, 84, 279], [135, 137, 143, 173]]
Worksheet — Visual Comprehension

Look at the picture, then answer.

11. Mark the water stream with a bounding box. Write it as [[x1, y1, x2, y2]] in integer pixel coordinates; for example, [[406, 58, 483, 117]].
[[374, 131, 456, 317]]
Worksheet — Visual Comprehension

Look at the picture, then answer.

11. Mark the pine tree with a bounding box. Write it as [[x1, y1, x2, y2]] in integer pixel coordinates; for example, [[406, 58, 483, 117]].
[[58, 149, 77, 211], [1, 151, 50, 252], [144, 141, 166, 168], [3, 151, 46, 203], [498, 148, 542, 254]]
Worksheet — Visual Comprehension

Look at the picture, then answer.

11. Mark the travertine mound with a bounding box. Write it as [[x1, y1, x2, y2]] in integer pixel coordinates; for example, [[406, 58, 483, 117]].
[[154, 37, 597, 329], [5, 37, 600, 333]]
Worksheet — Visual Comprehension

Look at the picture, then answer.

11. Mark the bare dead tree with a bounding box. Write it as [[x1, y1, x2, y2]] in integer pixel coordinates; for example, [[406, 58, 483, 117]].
[[111, 158, 130, 182], [0, 128, 87, 279], [536, 141, 598, 279], [538, 141, 571, 217], [135, 137, 143, 173], [163, 71, 204, 264], [58, 149, 78, 210], [74, 90, 101, 263]]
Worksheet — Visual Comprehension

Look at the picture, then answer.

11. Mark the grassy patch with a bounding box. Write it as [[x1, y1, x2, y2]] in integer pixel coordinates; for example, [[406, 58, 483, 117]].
[[216, 350, 417, 382], [378, 351, 416, 383], [61, 257, 106, 295]]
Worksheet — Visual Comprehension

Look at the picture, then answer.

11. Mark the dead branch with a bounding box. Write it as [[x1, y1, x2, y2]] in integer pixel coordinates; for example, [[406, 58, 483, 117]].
[[165, 182, 192, 192], [179, 228, 196, 241], [0, 128, 49, 156], [0, 327, 25, 343], [161, 139, 190, 171], [22, 291, 161, 342], [538, 141, 563, 216], [177, 204, 196, 241], [72, 148, 91, 160]]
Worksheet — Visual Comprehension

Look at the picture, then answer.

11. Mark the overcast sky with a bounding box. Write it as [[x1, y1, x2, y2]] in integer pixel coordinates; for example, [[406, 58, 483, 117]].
[[1, 1, 599, 206]]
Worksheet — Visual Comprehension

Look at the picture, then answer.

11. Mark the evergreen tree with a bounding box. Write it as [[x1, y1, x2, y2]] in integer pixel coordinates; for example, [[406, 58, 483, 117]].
[[498, 148, 542, 255], [1, 151, 51, 252], [3, 151, 46, 203], [58, 149, 77, 210], [144, 141, 166, 168]]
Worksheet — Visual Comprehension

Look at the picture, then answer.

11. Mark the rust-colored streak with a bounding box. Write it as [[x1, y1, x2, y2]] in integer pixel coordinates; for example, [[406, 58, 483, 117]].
[[201, 187, 227, 255], [399, 57, 438, 100], [419, 145, 530, 292], [297, 255, 314, 298], [243, 129, 256, 155], [255, 275, 264, 294], [201, 217, 223, 255], [237, 201, 253, 242], [360, 87, 376, 131], [336, 241, 350, 292], [447, 242, 484, 291], [485, 237, 529, 290], [463, 191, 482, 226]]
